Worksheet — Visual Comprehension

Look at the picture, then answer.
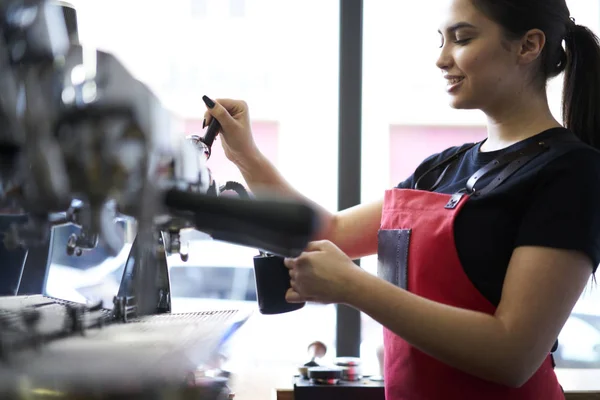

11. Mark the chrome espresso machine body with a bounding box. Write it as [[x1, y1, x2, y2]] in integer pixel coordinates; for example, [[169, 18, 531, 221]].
[[0, 1, 319, 398]]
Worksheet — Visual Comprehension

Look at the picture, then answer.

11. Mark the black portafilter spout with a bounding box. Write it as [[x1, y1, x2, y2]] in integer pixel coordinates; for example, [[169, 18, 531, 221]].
[[163, 188, 320, 258]]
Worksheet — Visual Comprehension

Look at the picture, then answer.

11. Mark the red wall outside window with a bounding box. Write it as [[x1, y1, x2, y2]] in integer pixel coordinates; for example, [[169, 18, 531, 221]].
[[389, 125, 486, 187], [182, 121, 486, 190]]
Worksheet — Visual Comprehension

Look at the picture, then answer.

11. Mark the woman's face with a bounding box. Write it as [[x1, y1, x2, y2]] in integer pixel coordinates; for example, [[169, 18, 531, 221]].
[[436, 0, 526, 112]]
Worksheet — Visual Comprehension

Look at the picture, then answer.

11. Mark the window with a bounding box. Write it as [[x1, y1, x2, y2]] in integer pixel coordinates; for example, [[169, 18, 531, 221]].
[[229, 0, 245, 17], [190, 0, 208, 18], [361, 0, 600, 387], [37, 1, 600, 397], [57, 1, 340, 399]]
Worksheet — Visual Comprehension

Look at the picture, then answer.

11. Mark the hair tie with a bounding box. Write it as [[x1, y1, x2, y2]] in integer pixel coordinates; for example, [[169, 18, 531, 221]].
[[564, 16, 577, 39]]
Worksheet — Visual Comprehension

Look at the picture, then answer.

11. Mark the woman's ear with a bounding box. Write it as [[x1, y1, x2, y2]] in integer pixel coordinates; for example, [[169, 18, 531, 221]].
[[517, 28, 546, 65]]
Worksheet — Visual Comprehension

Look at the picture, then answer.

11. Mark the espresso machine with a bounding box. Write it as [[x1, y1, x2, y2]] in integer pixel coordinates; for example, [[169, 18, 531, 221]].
[[0, 1, 320, 398]]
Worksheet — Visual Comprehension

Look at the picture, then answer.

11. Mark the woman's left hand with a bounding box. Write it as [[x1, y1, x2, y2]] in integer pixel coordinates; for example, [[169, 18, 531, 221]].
[[284, 240, 364, 304]]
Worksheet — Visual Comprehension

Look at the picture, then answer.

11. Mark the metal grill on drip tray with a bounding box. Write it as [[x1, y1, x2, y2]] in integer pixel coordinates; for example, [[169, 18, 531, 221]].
[[0, 295, 249, 399]]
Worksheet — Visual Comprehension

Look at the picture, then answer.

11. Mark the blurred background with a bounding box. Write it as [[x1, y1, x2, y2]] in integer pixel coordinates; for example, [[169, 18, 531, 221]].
[[40, 1, 600, 399]]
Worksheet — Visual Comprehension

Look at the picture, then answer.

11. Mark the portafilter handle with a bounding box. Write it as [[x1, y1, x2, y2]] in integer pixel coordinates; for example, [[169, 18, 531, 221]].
[[187, 118, 221, 159], [305, 341, 327, 366]]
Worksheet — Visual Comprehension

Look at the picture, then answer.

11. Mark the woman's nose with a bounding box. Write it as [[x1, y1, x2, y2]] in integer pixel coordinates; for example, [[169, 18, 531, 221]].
[[436, 45, 453, 71]]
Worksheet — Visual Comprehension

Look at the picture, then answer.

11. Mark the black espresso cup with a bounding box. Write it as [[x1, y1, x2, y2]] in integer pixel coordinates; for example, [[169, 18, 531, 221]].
[[253, 253, 306, 314]]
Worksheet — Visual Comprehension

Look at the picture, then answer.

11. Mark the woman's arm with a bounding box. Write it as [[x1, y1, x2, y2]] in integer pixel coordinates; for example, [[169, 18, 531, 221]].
[[239, 151, 383, 259], [345, 245, 592, 387], [203, 97, 384, 259]]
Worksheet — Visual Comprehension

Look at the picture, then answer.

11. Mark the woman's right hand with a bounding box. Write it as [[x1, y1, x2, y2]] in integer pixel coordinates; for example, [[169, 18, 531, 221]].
[[201, 95, 260, 166]]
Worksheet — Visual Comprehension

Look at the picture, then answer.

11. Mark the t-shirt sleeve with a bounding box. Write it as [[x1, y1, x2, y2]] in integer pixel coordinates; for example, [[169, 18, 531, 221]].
[[397, 174, 415, 189], [396, 156, 434, 189], [515, 149, 600, 271]]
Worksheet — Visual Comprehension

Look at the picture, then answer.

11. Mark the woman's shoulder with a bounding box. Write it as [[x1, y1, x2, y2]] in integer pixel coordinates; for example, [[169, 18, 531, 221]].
[[536, 131, 600, 181], [396, 142, 477, 189], [415, 142, 477, 171]]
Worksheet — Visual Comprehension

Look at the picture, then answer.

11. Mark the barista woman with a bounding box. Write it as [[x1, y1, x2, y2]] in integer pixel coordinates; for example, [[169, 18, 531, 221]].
[[201, 0, 600, 398]]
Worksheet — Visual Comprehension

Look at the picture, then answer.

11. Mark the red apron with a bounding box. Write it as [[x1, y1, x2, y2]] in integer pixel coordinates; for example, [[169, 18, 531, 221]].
[[378, 140, 565, 400]]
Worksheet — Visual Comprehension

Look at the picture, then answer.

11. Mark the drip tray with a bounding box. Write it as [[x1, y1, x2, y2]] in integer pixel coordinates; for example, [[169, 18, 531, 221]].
[[0, 295, 250, 398]]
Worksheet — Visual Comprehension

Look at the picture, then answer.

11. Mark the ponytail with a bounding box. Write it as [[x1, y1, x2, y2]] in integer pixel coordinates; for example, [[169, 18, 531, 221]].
[[562, 23, 600, 150]]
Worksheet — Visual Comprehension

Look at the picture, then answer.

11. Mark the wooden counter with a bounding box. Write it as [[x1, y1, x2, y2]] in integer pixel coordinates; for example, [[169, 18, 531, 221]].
[[274, 388, 600, 400], [272, 368, 600, 400]]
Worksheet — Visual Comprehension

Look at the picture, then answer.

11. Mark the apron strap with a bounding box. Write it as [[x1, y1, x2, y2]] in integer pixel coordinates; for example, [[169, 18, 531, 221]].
[[414, 143, 478, 191], [444, 133, 576, 209], [443, 140, 550, 209], [466, 139, 550, 196]]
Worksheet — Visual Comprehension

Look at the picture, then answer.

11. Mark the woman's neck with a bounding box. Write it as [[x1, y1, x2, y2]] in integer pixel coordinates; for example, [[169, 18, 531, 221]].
[[480, 91, 562, 152]]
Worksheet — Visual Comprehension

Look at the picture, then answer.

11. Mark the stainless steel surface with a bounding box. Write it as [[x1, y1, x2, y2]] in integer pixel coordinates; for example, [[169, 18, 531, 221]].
[[0, 295, 249, 399], [0, 0, 212, 259], [0, 0, 218, 321]]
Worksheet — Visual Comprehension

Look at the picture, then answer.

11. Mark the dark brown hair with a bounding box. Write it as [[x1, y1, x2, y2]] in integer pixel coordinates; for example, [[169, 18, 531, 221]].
[[472, 0, 600, 149]]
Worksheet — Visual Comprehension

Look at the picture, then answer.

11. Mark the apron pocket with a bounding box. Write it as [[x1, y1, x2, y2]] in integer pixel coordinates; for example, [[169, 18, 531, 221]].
[[377, 229, 411, 289]]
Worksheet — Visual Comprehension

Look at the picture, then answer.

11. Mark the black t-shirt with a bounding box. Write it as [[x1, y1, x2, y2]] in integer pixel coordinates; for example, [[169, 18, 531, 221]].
[[397, 127, 600, 307]]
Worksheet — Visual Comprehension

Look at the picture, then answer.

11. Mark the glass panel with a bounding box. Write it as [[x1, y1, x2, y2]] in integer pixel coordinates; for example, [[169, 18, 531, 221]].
[[361, 0, 600, 388], [50, 1, 340, 398]]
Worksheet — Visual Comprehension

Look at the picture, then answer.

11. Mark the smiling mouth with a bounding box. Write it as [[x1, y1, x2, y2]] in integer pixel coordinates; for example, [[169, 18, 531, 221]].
[[447, 77, 465, 85]]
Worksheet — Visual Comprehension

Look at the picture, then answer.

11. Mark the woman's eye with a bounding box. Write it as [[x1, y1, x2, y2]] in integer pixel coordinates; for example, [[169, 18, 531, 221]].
[[454, 38, 471, 45]]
